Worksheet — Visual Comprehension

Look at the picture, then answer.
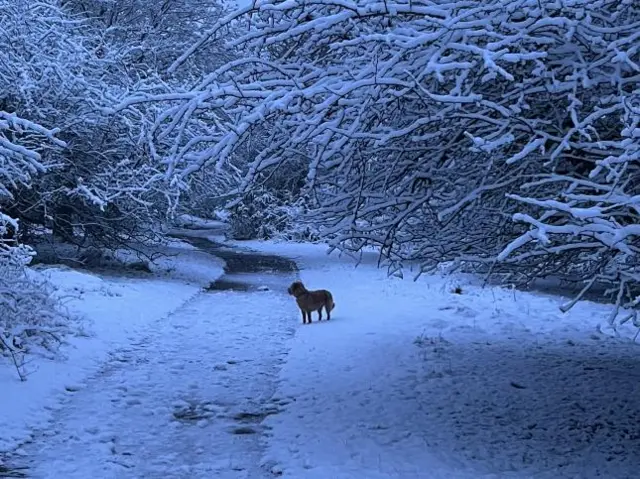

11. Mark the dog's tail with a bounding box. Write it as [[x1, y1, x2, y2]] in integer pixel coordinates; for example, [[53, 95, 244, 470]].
[[327, 292, 335, 312]]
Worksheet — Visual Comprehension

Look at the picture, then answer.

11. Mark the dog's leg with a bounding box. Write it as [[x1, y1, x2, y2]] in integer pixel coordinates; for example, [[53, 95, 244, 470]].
[[326, 304, 331, 320], [300, 308, 307, 324], [306, 310, 312, 323], [317, 307, 323, 321]]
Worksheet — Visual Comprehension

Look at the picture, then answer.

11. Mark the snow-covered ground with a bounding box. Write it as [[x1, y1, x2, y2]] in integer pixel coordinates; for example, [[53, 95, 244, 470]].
[[19, 284, 295, 478], [236, 240, 640, 478], [4, 232, 640, 478], [1, 240, 224, 457]]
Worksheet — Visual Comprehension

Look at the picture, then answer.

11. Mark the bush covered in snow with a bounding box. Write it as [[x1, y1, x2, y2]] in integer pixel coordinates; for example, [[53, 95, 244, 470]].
[[0, 0, 158, 251], [1, 0, 233, 257], [0, 248, 72, 381], [227, 190, 320, 241], [0, 108, 71, 379], [226, 157, 320, 241]]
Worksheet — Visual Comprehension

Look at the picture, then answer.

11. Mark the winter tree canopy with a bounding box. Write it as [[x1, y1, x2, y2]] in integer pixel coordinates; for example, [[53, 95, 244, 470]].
[[3, 0, 640, 377], [121, 0, 640, 322]]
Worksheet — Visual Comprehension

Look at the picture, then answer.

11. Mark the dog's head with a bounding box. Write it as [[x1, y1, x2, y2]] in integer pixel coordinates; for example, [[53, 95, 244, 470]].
[[287, 280, 305, 296]]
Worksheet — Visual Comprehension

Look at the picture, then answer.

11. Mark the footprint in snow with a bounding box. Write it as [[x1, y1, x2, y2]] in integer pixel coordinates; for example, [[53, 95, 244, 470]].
[[64, 384, 83, 393]]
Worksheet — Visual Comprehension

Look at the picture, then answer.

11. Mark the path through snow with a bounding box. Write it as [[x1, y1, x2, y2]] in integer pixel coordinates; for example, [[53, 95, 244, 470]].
[[7, 232, 640, 478], [16, 234, 299, 479], [242, 241, 640, 479]]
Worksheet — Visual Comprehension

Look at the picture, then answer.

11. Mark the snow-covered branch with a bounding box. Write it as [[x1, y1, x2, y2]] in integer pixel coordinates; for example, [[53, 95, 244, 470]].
[[109, 0, 640, 316], [145, 1, 634, 268]]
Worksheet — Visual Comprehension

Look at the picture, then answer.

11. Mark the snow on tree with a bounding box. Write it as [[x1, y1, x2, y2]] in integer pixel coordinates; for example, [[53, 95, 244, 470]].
[[0, 110, 72, 379], [133, 0, 640, 315], [0, 0, 225, 254], [63, 0, 231, 77], [498, 91, 640, 325], [65, 0, 240, 233], [0, 0, 139, 245], [0, 114, 66, 249]]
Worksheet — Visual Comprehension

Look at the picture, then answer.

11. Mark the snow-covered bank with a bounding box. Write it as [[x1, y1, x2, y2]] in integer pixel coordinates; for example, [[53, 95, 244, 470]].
[[236, 240, 640, 478], [172, 213, 229, 231], [1, 240, 225, 454]]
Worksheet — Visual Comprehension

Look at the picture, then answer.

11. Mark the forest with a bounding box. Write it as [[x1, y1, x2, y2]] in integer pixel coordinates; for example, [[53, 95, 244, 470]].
[[2, 0, 640, 366]]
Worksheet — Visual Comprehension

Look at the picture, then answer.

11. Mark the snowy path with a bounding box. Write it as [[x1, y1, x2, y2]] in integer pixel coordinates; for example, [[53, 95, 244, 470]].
[[19, 267, 298, 477], [240, 241, 640, 479], [8, 234, 640, 478]]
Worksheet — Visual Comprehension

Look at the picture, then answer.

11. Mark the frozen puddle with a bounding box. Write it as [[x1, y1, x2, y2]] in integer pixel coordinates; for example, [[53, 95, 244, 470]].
[[15, 236, 299, 479]]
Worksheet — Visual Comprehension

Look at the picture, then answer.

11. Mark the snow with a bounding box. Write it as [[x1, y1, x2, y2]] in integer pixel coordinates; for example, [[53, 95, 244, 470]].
[[232, 240, 640, 478], [173, 213, 229, 230], [4, 233, 640, 477], [19, 288, 294, 478], [0, 239, 224, 455]]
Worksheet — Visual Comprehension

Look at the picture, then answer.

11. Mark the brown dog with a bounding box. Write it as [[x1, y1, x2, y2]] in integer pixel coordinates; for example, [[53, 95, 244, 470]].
[[287, 280, 335, 324]]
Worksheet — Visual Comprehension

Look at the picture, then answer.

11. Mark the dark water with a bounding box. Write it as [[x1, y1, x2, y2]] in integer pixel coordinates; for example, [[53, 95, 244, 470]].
[[170, 232, 298, 293]]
